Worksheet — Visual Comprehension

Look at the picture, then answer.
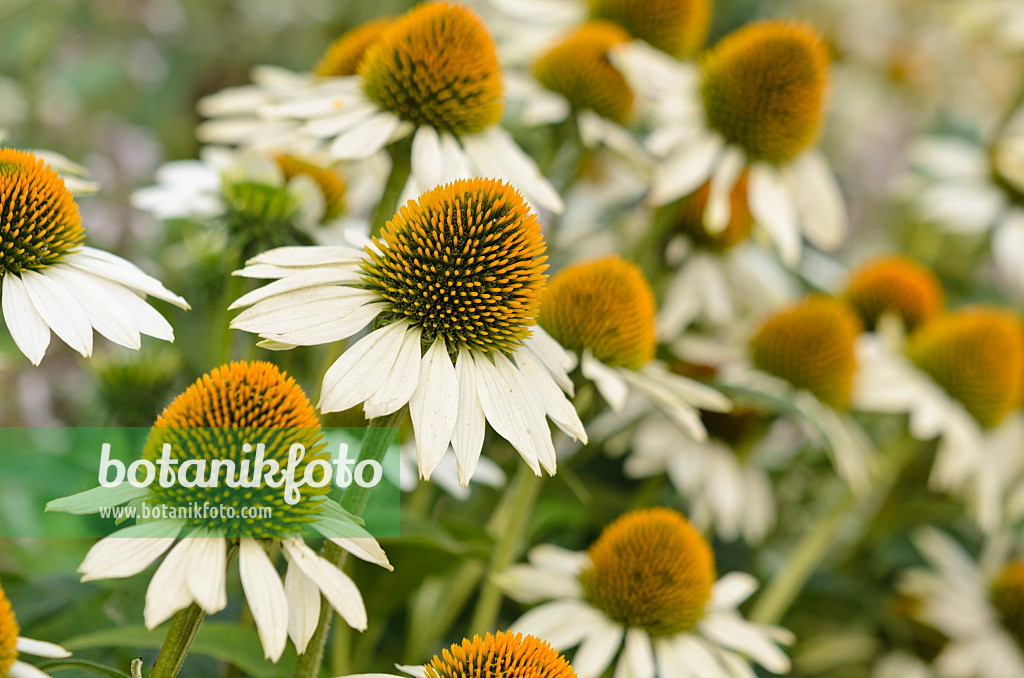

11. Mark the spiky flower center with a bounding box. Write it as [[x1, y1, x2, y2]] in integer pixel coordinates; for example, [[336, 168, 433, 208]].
[[0, 585, 19, 676], [533, 22, 634, 125], [221, 177, 309, 253], [0, 148, 84, 276], [907, 308, 1024, 428], [274, 155, 347, 222], [586, 0, 710, 58], [362, 178, 547, 355], [844, 256, 944, 332], [992, 560, 1024, 649], [538, 256, 655, 369], [671, 174, 754, 251], [424, 632, 577, 678], [143, 361, 330, 537], [579, 508, 716, 636], [314, 19, 393, 77], [359, 3, 504, 136], [701, 21, 830, 165], [749, 297, 861, 408]]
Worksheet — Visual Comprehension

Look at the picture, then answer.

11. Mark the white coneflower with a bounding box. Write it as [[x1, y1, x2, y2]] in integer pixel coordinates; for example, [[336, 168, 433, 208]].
[[614, 21, 846, 266], [0, 148, 187, 365], [498, 508, 793, 678], [0, 582, 72, 678], [230, 177, 586, 483], [48, 361, 392, 661], [536, 256, 730, 440]]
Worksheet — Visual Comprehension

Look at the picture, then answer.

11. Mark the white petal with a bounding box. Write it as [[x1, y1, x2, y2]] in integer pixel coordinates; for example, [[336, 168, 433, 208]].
[[262, 302, 386, 347], [748, 163, 800, 266], [239, 538, 288, 662], [318, 322, 411, 412], [790, 151, 847, 251], [231, 287, 378, 333], [514, 347, 587, 442], [574, 622, 626, 678], [283, 538, 367, 631], [19, 269, 93, 357], [710, 572, 759, 610], [698, 614, 791, 674], [144, 540, 194, 628], [650, 134, 722, 206], [79, 524, 179, 581], [330, 112, 402, 160], [9, 661, 59, 678], [15, 637, 71, 659], [705, 147, 745, 234], [284, 559, 321, 654], [67, 247, 189, 308], [461, 128, 564, 213], [616, 629, 655, 678], [328, 537, 393, 570], [411, 125, 445, 192], [581, 352, 629, 411], [364, 325, 423, 418], [409, 336, 460, 480], [2, 273, 50, 365], [452, 348, 486, 485], [524, 326, 576, 393], [44, 267, 140, 349], [229, 268, 364, 309], [185, 534, 228, 615], [244, 245, 364, 268]]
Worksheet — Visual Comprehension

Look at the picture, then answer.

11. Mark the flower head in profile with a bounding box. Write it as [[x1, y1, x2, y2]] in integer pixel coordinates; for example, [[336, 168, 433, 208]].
[[843, 255, 944, 333], [498, 508, 793, 678], [615, 20, 846, 266], [537, 256, 730, 440], [0, 148, 188, 365], [230, 178, 586, 484], [48, 361, 392, 662], [0, 581, 72, 678], [202, 3, 564, 214]]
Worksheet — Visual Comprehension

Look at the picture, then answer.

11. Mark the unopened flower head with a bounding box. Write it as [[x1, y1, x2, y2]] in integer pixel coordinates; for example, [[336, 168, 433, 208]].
[[0, 148, 84, 276], [587, 0, 710, 58], [360, 3, 503, 136], [314, 18, 394, 78], [672, 174, 754, 252], [992, 559, 1024, 647], [750, 297, 861, 408], [363, 177, 547, 355], [844, 255, 944, 332], [906, 308, 1024, 428], [424, 631, 577, 678], [533, 22, 635, 125], [580, 508, 716, 635], [538, 256, 655, 369], [144, 360, 330, 537], [701, 21, 830, 165]]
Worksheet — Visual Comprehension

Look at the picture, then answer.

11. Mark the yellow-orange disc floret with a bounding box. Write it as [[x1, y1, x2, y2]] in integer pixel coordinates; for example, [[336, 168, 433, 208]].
[[362, 178, 548, 355], [700, 21, 830, 165], [907, 308, 1024, 428], [538, 256, 656, 370], [586, 0, 710, 59], [0, 148, 84, 276], [144, 361, 329, 537], [672, 174, 754, 251], [0, 584, 19, 676], [359, 3, 503, 136], [749, 297, 861, 408], [314, 18, 393, 77], [273, 154, 347, 222], [533, 22, 635, 125], [844, 255, 944, 332], [424, 632, 577, 678], [992, 560, 1024, 648], [579, 508, 716, 636]]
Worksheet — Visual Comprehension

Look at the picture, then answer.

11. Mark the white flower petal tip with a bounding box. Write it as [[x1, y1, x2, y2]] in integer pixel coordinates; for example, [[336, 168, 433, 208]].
[[16, 637, 72, 659]]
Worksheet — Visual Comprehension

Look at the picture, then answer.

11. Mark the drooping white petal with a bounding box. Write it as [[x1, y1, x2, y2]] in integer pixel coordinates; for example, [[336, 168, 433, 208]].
[[44, 267, 141, 350], [185, 533, 228, 615], [461, 128, 564, 213], [284, 559, 321, 654], [328, 537, 393, 570], [748, 163, 801, 266], [319, 321, 411, 413], [452, 348, 486, 485], [15, 637, 71, 659], [709, 572, 759, 610], [239, 538, 288, 662], [9, 661, 58, 678], [411, 125, 445, 192], [262, 302, 386, 347], [2, 272, 50, 365], [330, 112, 404, 160], [698, 613, 791, 674], [364, 325, 423, 418], [19, 269, 93, 357], [523, 325, 576, 393], [144, 540, 194, 628], [650, 134, 723, 206], [574, 622, 626, 678], [580, 351, 629, 411], [514, 347, 587, 443], [409, 336, 460, 480], [790, 151, 847, 251], [231, 287, 378, 334], [282, 538, 367, 631], [704, 147, 745, 234], [79, 522, 180, 581], [615, 628, 655, 678], [66, 247, 189, 308]]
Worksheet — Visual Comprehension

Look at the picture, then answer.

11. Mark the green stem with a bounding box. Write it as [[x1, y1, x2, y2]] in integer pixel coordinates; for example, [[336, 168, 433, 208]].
[[748, 436, 921, 625], [292, 411, 404, 678], [468, 464, 543, 634], [146, 605, 206, 678], [369, 139, 413, 238]]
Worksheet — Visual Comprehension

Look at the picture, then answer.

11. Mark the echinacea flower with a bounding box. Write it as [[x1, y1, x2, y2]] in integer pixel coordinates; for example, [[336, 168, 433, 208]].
[[132, 147, 383, 254], [900, 528, 1024, 678], [0, 148, 188, 365], [230, 178, 586, 484], [48, 361, 392, 661], [536, 256, 730, 440], [853, 306, 1024, 528], [615, 20, 847, 266], [208, 3, 564, 214], [843, 255, 945, 333], [336, 631, 578, 678], [704, 297, 875, 491], [657, 173, 798, 337], [498, 508, 793, 678], [0, 582, 71, 678]]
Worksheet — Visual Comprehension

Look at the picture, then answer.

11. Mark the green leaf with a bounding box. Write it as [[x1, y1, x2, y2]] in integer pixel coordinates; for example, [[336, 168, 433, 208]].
[[46, 485, 148, 515], [36, 658, 131, 678]]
